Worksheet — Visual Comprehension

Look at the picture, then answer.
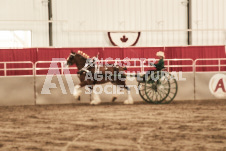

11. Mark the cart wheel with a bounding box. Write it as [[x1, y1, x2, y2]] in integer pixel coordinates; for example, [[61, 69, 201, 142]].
[[145, 71, 170, 104], [161, 73, 178, 104], [138, 82, 150, 103]]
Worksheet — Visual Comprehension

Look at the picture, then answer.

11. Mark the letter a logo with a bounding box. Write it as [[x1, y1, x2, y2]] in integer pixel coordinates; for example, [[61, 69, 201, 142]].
[[214, 78, 226, 92], [41, 58, 75, 94], [209, 74, 226, 98]]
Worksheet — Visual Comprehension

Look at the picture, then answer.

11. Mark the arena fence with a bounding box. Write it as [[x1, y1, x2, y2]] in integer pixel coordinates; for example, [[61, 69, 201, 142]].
[[194, 58, 226, 100], [0, 61, 35, 106], [0, 58, 225, 106], [0, 61, 34, 76]]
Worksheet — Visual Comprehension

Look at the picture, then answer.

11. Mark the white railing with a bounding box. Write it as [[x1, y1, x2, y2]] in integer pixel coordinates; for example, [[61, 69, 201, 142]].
[[143, 58, 194, 73], [0, 61, 34, 76], [35, 61, 77, 75], [96, 59, 143, 68], [194, 58, 226, 72], [95, 59, 143, 76], [96, 58, 194, 74], [1, 58, 226, 77]]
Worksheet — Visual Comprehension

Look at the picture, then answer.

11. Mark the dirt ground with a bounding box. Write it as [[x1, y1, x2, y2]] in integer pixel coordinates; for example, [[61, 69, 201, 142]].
[[0, 100, 226, 151]]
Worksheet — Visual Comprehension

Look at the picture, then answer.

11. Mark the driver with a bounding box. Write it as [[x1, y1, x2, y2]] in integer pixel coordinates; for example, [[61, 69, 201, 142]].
[[151, 51, 165, 70], [140, 51, 165, 81]]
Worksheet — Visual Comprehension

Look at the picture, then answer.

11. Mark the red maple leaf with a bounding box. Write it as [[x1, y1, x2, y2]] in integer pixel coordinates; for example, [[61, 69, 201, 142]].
[[120, 35, 128, 43]]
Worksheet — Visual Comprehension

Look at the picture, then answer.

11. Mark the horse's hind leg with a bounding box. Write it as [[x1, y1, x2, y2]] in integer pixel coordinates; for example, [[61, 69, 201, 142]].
[[111, 96, 117, 102], [110, 86, 119, 102], [109, 83, 118, 102], [115, 80, 134, 105]]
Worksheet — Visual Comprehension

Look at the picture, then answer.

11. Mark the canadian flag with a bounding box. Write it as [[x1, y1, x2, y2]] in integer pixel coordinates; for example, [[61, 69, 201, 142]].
[[108, 32, 141, 47]]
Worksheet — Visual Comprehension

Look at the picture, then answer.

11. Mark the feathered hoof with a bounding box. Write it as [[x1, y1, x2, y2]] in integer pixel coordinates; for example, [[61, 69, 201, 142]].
[[124, 99, 134, 105], [73, 90, 82, 100], [90, 99, 101, 105]]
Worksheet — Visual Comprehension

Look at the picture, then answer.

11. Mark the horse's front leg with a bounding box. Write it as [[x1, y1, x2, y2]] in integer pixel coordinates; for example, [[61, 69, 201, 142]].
[[73, 85, 82, 100], [90, 85, 102, 105], [73, 81, 88, 100]]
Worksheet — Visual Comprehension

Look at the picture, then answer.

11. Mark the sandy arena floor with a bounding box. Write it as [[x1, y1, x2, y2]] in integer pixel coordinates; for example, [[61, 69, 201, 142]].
[[0, 100, 226, 151]]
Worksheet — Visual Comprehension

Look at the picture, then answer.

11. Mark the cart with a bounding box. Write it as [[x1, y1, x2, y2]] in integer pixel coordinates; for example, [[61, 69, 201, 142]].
[[137, 70, 178, 104]]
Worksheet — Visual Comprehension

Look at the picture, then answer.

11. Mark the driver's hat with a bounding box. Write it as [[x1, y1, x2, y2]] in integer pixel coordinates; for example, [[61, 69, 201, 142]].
[[156, 51, 165, 58]]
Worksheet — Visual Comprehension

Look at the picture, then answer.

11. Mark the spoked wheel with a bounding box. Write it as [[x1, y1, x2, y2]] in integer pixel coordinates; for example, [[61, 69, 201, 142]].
[[138, 82, 150, 103], [144, 71, 170, 104], [161, 73, 178, 104]]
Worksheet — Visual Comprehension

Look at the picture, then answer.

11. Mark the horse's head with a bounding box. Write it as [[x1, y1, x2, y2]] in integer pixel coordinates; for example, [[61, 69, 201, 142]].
[[66, 51, 76, 66], [66, 51, 87, 69]]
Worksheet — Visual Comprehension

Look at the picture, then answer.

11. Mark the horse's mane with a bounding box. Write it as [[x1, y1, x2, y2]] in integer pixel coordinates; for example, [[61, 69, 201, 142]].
[[76, 51, 89, 60], [70, 51, 88, 70]]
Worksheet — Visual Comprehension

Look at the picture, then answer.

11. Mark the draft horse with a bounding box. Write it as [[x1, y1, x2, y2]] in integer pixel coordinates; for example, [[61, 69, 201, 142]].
[[66, 51, 134, 105]]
